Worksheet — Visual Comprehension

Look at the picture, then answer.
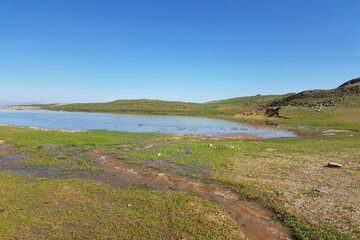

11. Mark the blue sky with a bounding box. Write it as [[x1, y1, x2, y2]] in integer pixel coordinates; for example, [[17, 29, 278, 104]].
[[0, 0, 359, 103]]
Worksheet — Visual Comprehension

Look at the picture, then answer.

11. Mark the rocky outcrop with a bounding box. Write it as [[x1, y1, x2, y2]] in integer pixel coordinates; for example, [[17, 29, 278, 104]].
[[242, 106, 284, 118], [265, 107, 281, 117]]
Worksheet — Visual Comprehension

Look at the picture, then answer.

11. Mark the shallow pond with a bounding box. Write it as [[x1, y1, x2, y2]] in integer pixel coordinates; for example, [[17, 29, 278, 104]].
[[0, 109, 296, 138]]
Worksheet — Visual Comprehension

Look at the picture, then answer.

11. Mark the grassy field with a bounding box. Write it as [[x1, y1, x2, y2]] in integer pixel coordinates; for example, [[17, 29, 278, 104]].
[[235, 106, 360, 131], [0, 124, 359, 239], [0, 173, 242, 240], [118, 134, 360, 239], [0, 127, 245, 240]]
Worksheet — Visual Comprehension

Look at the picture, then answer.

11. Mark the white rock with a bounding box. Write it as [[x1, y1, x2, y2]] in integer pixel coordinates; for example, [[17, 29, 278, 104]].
[[326, 162, 342, 168]]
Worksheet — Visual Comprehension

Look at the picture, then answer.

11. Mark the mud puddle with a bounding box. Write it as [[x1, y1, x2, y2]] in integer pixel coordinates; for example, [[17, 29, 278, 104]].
[[89, 148, 291, 240]]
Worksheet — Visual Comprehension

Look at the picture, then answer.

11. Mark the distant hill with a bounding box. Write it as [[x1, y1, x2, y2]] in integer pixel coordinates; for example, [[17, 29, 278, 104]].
[[41, 77, 360, 115]]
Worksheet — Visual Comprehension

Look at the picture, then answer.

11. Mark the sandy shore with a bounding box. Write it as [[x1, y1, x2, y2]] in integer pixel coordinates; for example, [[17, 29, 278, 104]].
[[0, 105, 40, 110]]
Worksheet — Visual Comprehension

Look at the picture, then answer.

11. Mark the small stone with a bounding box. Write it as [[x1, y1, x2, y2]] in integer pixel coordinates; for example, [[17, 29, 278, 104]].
[[157, 153, 162, 156], [128, 204, 132, 207], [325, 162, 342, 168], [316, 188, 328, 194], [208, 143, 213, 148], [265, 148, 277, 151]]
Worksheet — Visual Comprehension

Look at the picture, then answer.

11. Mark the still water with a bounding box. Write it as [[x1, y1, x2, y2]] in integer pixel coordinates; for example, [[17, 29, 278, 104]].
[[0, 109, 296, 138]]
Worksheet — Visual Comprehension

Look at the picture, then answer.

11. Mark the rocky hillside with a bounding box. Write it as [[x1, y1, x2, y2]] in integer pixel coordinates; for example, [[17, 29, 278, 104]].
[[271, 77, 360, 107], [338, 77, 360, 88]]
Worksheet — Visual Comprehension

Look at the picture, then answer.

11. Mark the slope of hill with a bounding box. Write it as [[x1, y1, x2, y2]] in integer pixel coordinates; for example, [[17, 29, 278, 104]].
[[271, 78, 360, 107], [44, 95, 287, 116], [45, 99, 218, 116], [338, 77, 360, 88]]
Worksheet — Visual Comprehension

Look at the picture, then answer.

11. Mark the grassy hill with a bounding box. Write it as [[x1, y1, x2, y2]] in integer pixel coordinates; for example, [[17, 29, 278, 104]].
[[40, 77, 360, 130], [271, 77, 360, 107], [45, 99, 212, 116], [44, 95, 286, 117]]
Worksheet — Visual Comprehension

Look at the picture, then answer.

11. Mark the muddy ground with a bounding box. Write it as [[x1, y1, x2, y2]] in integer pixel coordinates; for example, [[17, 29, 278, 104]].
[[0, 141, 291, 240]]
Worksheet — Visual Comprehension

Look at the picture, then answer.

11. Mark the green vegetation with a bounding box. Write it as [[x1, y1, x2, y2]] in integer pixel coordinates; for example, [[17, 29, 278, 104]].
[[44, 99, 219, 116], [0, 173, 242, 240], [0, 126, 166, 147], [236, 106, 360, 130], [43, 95, 285, 117], [116, 134, 360, 239], [1, 124, 358, 239], [271, 87, 360, 108], [276, 106, 360, 130]]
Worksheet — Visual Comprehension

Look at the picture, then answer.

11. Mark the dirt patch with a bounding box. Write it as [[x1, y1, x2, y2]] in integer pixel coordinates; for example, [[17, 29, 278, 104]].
[[88, 148, 291, 240], [0, 143, 23, 168]]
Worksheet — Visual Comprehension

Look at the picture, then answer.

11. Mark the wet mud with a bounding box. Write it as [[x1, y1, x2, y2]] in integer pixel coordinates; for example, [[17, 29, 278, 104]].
[[89, 148, 291, 240]]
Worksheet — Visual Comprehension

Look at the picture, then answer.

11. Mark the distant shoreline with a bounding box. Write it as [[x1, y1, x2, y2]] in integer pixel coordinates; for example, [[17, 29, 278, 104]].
[[0, 105, 40, 110]]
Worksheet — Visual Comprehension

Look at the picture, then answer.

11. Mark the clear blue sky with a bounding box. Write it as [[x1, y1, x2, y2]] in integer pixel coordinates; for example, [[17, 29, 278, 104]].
[[0, 0, 359, 103]]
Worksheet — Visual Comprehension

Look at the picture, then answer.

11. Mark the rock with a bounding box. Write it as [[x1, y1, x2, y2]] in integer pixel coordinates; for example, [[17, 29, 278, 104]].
[[265, 148, 277, 151], [265, 107, 281, 118], [208, 143, 213, 148], [316, 188, 328, 193], [325, 162, 342, 168], [314, 104, 322, 112]]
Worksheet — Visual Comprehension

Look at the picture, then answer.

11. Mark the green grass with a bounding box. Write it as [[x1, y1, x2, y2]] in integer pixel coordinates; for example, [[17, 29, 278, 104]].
[[116, 133, 360, 239], [44, 99, 220, 116], [208, 94, 286, 110], [0, 173, 243, 240], [0, 126, 166, 147], [276, 106, 360, 130], [122, 134, 360, 172], [1, 126, 359, 239], [123, 141, 236, 170], [19, 145, 102, 171], [42, 95, 286, 117]]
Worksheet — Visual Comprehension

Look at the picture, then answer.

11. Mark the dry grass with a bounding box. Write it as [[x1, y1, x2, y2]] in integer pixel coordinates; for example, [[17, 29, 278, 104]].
[[223, 150, 360, 236]]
